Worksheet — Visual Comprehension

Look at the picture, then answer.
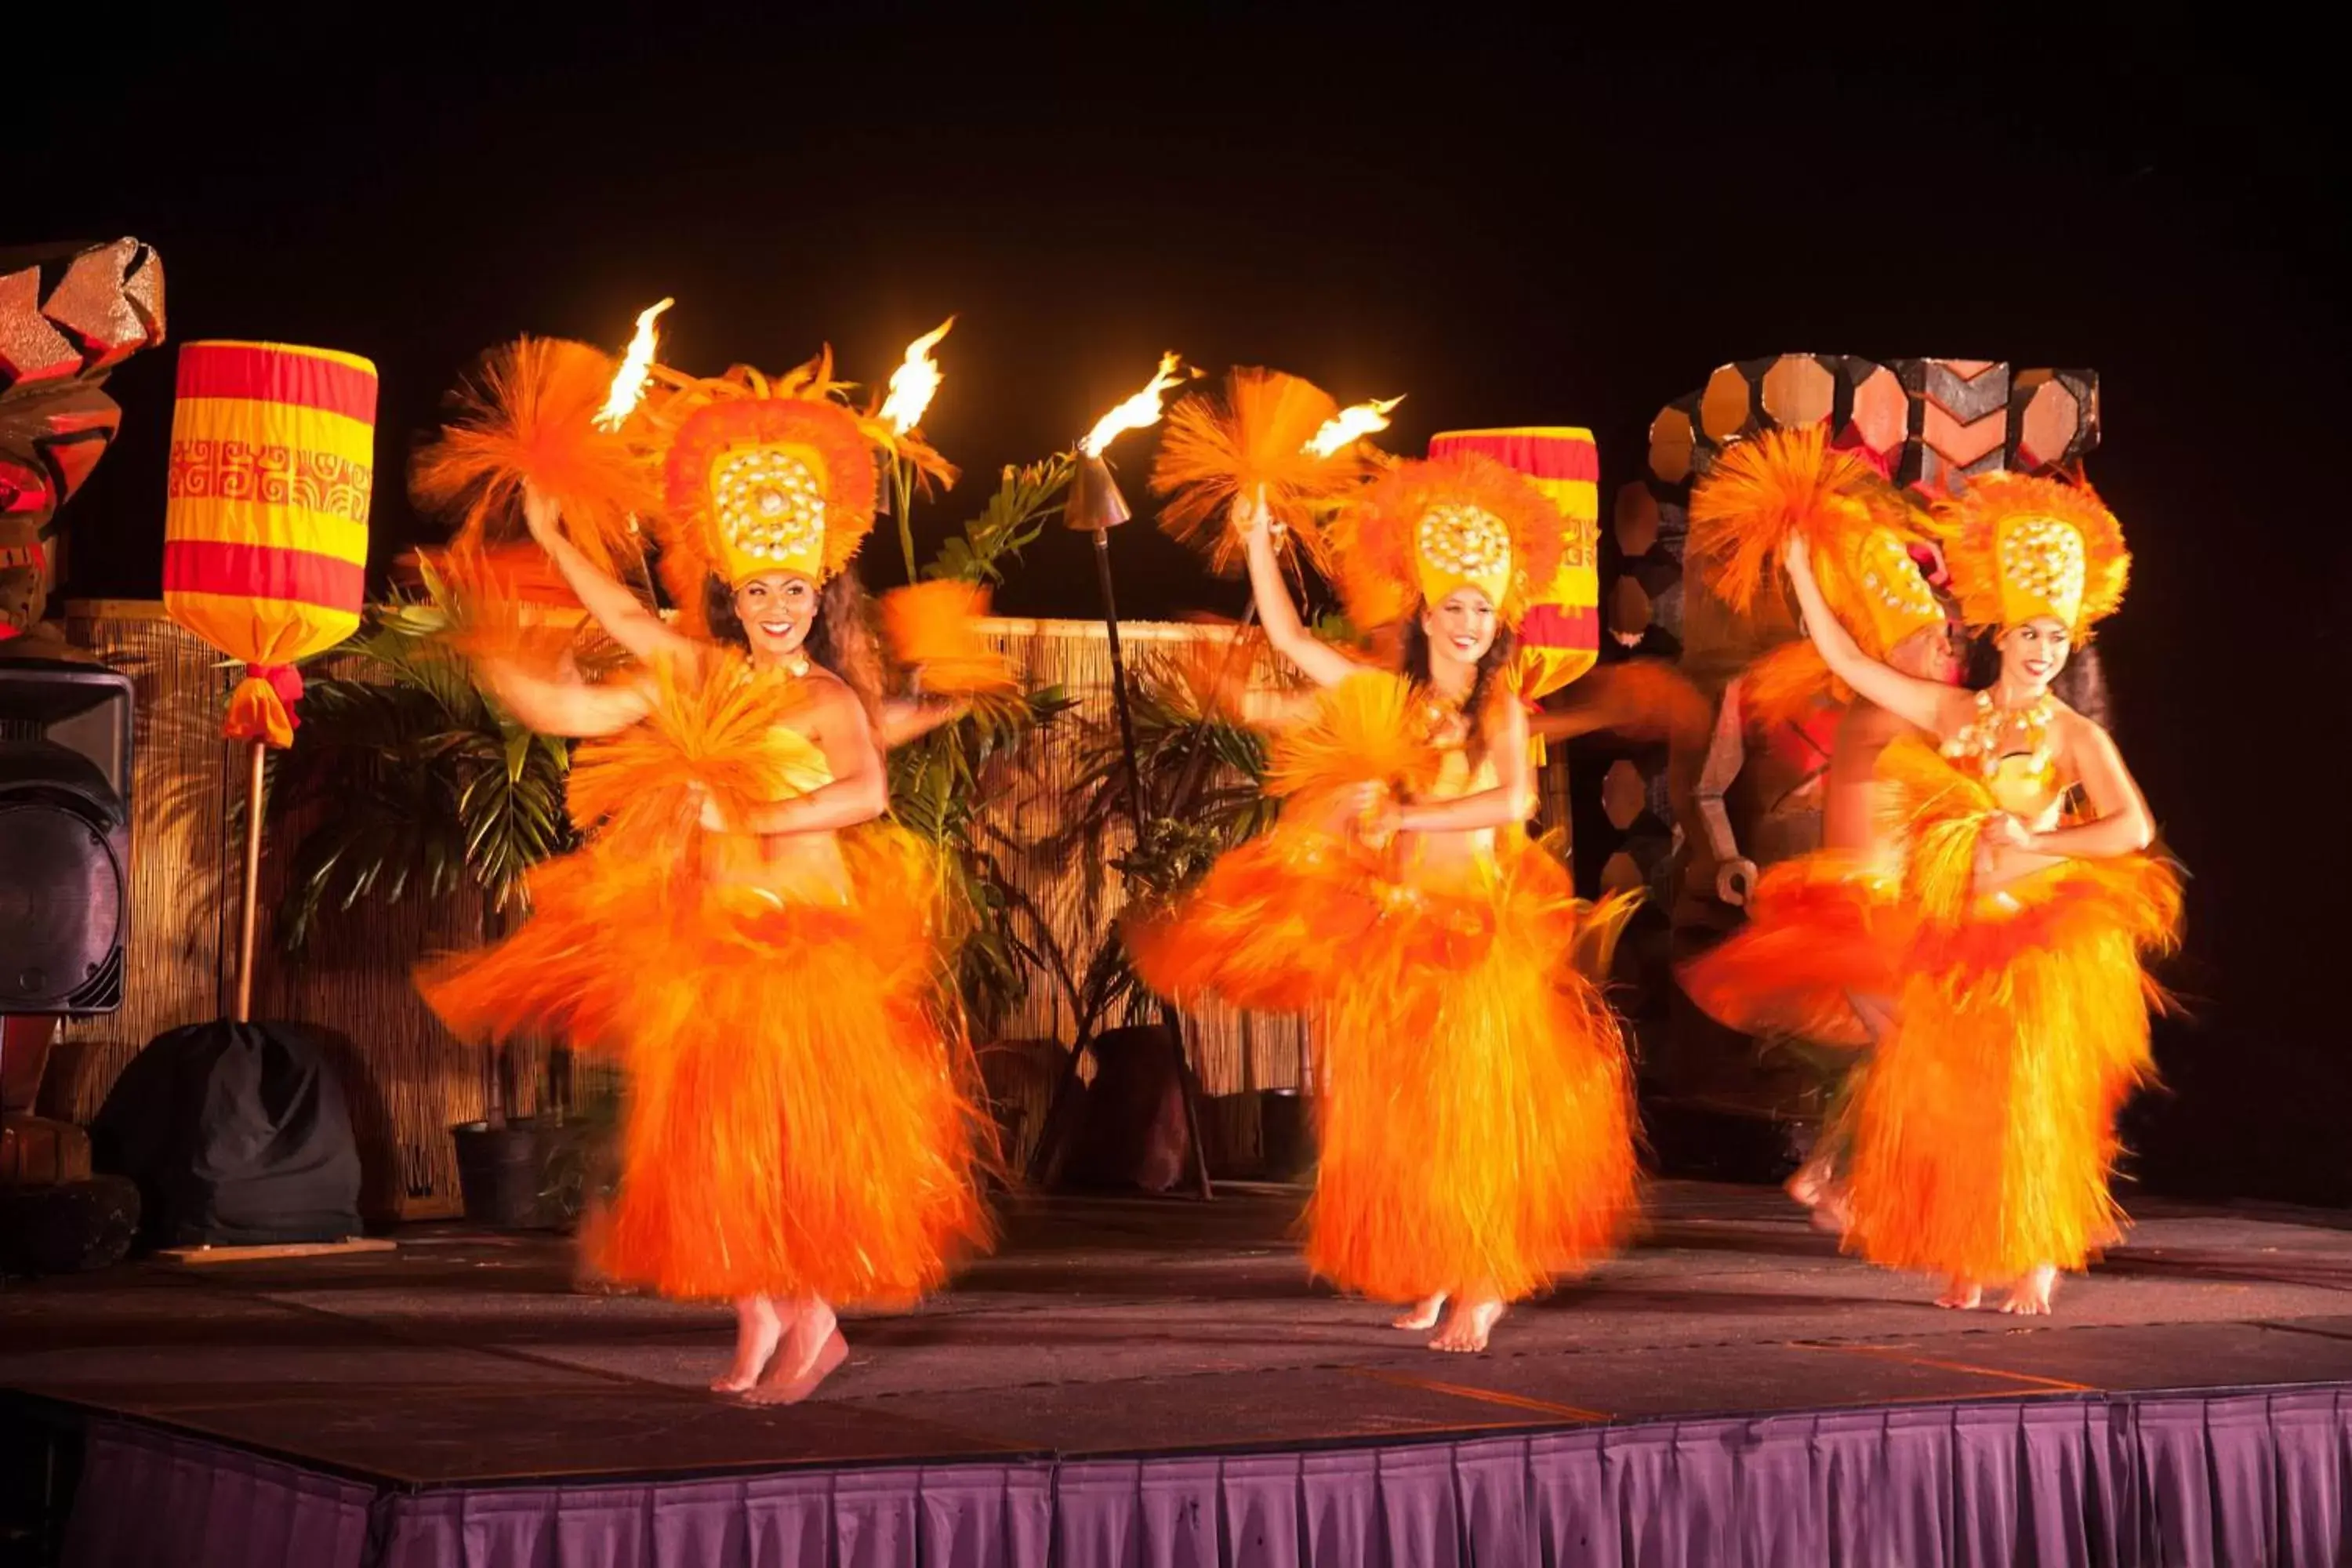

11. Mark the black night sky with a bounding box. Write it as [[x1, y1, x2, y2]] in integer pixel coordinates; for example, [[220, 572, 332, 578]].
[[15, 11, 2347, 1199]]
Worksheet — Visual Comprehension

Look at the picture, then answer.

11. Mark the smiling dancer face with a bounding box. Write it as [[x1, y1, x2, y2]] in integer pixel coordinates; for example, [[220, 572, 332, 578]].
[[1421, 585, 1499, 673], [1991, 615, 2070, 695], [732, 570, 820, 664]]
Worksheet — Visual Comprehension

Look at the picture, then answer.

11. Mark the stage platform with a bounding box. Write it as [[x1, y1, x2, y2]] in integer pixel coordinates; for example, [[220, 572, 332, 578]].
[[9, 1181, 2352, 1565]]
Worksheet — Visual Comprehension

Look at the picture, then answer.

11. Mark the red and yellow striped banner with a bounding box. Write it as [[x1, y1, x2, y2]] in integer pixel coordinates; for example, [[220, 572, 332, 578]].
[[1428, 426, 1599, 699], [164, 340, 376, 746]]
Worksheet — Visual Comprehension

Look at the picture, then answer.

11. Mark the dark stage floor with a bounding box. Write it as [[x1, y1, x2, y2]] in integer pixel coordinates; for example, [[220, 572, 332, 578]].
[[9, 1181, 2352, 1488]]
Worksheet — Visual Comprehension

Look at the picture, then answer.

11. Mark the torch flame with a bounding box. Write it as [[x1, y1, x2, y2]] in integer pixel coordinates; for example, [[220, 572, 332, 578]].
[[879, 317, 954, 434], [1080, 351, 1188, 457], [1305, 394, 1404, 459], [593, 297, 674, 430]]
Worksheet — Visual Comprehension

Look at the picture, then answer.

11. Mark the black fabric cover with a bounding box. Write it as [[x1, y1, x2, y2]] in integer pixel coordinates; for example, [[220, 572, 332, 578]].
[[1063, 1024, 1195, 1193], [90, 1019, 362, 1247]]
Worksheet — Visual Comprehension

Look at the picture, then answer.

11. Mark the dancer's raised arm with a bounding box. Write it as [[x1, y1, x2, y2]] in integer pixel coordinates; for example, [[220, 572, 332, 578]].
[[479, 657, 651, 739], [522, 484, 700, 666], [1785, 535, 1967, 738], [1238, 491, 1359, 689], [877, 694, 972, 750]]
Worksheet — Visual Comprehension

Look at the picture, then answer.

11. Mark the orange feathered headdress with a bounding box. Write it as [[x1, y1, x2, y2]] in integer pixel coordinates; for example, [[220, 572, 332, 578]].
[[1933, 471, 2129, 636], [1148, 367, 1370, 575], [1329, 453, 1564, 629], [408, 337, 662, 580], [662, 396, 875, 590], [1691, 426, 1951, 713], [641, 350, 955, 629]]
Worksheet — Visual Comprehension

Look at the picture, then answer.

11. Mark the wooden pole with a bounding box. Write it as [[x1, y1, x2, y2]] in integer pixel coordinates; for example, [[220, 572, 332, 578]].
[[232, 739, 266, 1025]]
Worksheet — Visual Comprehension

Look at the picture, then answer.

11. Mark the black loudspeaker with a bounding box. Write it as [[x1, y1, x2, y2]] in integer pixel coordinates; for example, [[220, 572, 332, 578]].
[[0, 656, 132, 1014]]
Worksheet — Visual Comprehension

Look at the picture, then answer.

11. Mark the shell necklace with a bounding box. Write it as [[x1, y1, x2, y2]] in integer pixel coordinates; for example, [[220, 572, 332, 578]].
[[1940, 688, 2054, 779]]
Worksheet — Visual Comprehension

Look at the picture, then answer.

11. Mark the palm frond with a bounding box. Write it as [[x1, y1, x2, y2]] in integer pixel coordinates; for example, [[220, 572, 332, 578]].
[[267, 599, 579, 952], [925, 455, 1076, 586]]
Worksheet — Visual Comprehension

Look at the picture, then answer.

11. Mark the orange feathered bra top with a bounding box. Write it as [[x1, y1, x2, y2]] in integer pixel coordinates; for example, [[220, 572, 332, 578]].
[[1390, 699, 1509, 876], [1986, 752, 2067, 824]]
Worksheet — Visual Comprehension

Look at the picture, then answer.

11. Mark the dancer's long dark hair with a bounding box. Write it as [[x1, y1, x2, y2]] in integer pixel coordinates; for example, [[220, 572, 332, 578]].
[[1962, 628, 2111, 732], [1399, 608, 1519, 764], [704, 571, 886, 723]]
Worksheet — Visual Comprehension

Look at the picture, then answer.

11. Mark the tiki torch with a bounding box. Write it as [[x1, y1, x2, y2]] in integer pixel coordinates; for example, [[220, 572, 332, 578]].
[[1060, 352, 1218, 1200], [1068, 352, 1187, 833]]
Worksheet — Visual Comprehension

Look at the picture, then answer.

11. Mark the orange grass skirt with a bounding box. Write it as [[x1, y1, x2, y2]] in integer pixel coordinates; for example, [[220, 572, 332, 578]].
[[1840, 854, 2182, 1283], [419, 826, 992, 1306], [1132, 830, 1639, 1303]]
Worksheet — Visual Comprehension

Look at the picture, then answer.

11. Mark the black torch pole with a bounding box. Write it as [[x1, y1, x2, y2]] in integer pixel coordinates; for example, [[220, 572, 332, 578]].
[[1090, 526, 1151, 833], [1063, 448, 1214, 1200]]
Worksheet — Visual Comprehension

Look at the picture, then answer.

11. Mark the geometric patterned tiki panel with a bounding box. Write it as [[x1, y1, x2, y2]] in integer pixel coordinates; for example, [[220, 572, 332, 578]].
[[0, 237, 167, 633]]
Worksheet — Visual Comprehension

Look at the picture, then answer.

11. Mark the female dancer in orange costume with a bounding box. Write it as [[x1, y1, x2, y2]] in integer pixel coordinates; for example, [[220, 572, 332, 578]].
[[1675, 430, 1965, 1232], [419, 371, 991, 1402], [1129, 459, 1639, 1353], [1780, 473, 2176, 1314]]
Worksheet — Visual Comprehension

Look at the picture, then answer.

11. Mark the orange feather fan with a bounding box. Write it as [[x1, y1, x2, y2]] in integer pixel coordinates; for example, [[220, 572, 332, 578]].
[[1263, 671, 1439, 803], [410, 338, 661, 580], [1328, 453, 1566, 630], [564, 654, 826, 847], [1687, 425, 1910, 617], [1148, 368, 1365, 575], [421, 540, 588, 677], [878, 581, 1017, 698], [1871, 735, 2004, 931]]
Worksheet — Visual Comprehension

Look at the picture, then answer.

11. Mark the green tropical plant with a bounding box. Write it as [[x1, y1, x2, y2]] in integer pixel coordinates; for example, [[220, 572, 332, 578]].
[[265, 583, 575, 953], [1054, 641, 1279, 1033], [885, 454, 1081, 1035], [921, 454, 1072, 587]]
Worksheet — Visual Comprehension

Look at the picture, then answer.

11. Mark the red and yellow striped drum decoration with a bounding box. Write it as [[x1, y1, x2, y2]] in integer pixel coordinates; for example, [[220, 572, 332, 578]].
[[164, 341, 376, 747], [1427, 426, 1600, 699]]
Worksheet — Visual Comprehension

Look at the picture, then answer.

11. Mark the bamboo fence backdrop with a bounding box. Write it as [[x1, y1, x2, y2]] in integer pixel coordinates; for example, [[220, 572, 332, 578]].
[[47, 605, 1574, 1216]]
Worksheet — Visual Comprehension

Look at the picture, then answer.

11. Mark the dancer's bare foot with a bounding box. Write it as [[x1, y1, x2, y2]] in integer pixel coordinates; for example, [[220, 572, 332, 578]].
[[1809, 1183, 1853, 1236], [712, 1296, 784, 1393], [1429, 1298, 1504, 1353], [1935, 1279, 1984, 1311], [1999, 1265, 2058, 1316], [1785, 1161, 1852, 1236], [1393, 1294, 1446, 1331], [1785, 1160, 1828, 1210], [746, 1298, 844, 1405]]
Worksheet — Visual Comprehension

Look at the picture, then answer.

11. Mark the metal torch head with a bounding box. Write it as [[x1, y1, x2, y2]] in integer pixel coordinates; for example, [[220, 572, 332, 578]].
[[1065, 451, 1132, 533]]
